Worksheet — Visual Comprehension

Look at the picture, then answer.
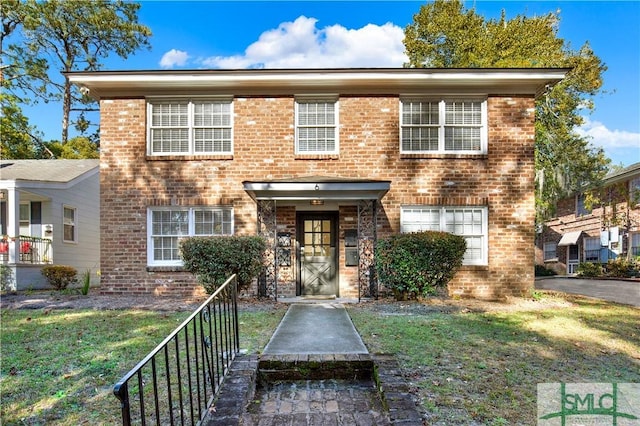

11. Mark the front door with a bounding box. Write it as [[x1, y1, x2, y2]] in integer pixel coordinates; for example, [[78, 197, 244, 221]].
[[297, 213, 337, 296]]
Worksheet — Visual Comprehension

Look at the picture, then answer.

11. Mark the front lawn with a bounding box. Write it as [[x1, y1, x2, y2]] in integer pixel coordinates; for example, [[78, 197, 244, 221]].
[[0, 307, 286, 425], [348, 294, 640, 425]]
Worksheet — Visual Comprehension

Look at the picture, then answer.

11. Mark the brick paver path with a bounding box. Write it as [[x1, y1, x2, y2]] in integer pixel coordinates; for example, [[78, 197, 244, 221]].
[[242, 379, 391, 425]]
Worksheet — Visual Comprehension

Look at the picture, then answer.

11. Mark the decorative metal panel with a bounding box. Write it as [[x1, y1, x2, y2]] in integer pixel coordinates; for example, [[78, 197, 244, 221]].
[[358, 200, 378, 300], [257, 200, 277, 298]]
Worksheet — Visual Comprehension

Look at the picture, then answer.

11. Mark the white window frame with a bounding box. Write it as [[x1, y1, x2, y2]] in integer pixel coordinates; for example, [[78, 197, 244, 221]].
[[147, 207, 234, 266], [583, 236, 601, 263], [295, 98, 339, 154], [543, 242, 558, 261], [147, 98, 233, 156], [19, 203, 30, 236], [630, 177, 640, 205], [400, 206, 488, 266], [400, 98, 487, 154], [630, 232, 640, 257], [63, 205, 77, 243]]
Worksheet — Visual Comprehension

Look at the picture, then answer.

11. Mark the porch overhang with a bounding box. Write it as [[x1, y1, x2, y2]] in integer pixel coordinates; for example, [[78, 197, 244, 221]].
[[243, 178, 390, 201], [557, 230, 583, 246]]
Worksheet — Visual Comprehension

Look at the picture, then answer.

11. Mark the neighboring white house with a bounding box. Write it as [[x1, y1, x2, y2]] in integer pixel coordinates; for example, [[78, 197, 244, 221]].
[[0, 159, 100, 290]]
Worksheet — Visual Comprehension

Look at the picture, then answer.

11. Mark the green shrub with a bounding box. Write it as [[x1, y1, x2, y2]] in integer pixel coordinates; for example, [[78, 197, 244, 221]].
[[41, 265, 78, 290], [0, 265, 13, 291], [576, 262, 603, 278], [605, 257, 640, 278], [375, 231, 466, 300], [535, 264, 557, 277], [180, 236, 267, 294]]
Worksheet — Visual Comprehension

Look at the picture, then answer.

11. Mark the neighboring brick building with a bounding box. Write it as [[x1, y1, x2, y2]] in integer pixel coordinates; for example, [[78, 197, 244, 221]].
[[536, 162, 640, 275], [68, 68, 566, 299]]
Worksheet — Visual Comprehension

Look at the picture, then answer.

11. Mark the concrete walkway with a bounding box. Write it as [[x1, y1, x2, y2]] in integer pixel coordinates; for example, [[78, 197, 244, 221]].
[[535, 277, 640, 307], [263, 303, 369, 355]]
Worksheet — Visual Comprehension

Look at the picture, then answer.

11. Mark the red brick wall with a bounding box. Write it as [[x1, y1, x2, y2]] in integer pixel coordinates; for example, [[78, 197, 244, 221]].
[[537, 179, 640, 274], [99, 95, 536, 299]]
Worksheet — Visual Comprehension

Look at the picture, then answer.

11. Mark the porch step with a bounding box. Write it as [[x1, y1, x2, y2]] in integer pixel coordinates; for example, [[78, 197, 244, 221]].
[[257, 353, 374, 382]]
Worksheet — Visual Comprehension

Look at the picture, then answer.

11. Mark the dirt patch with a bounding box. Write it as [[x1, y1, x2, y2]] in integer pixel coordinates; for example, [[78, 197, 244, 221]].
[[0, 291, 285, 312], [1, 290, 573, 314]]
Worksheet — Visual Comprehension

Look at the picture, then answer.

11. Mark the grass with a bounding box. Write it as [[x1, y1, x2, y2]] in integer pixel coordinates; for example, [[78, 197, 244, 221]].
[[348, 294, 640, 425], [2, 293, 638, 425], [0, 306, 286, 425]]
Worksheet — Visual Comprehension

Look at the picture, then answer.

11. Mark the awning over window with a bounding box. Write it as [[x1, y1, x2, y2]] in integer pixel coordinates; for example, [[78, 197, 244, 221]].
[[243, 177, 390, 201], [557, 230, 583, 246]]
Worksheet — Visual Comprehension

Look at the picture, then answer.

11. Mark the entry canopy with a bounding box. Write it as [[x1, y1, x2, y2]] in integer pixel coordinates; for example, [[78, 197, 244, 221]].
[[557, 230, 583, 246], [243, 177, 391, 201]]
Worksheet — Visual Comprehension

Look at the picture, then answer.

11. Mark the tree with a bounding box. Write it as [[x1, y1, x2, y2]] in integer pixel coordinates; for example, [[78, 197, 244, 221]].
[[2, 0, 151, 147], [46, 136, 100, 159], [0, 91, 57, 159], [404, 0, 610, 223]]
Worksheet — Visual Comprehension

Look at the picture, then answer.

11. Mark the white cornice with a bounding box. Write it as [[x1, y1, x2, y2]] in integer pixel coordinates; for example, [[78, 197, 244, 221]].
[[66, 68, 569, 100]]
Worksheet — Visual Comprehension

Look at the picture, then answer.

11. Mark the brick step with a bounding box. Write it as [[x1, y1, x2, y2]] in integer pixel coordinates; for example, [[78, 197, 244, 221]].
[[257, 353, 374, 383]]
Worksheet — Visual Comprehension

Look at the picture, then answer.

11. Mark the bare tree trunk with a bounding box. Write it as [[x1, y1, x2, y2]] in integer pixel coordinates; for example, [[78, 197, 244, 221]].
[[61, 77, 70, 144]]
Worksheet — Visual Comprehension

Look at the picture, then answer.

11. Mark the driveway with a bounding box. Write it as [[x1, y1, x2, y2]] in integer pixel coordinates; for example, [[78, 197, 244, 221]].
[[535, 277, 640, 307]]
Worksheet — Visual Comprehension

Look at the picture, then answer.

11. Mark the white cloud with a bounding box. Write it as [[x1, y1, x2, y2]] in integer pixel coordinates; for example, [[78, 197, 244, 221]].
[[199, 16, 408, 69], [159, 49, 190, 69], [576, 117, 640, 149]]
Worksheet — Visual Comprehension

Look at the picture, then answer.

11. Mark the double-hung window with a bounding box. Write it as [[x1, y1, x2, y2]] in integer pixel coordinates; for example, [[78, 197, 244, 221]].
[[400, 99, 486, 154], [148, 99, 233, 155], [63, 206, 77, 243], [295, 99, 338, 154], [631, 232, 640, 257], [630, 177, 640, 205], [543, 242, 558, 261], [401, 206, 488, 265], [148, 207, 233, 266], [583, 236, 601, 262]]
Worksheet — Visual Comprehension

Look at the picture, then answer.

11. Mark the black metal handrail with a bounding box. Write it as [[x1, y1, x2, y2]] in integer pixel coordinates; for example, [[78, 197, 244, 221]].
[[113, 274, 239, 425]]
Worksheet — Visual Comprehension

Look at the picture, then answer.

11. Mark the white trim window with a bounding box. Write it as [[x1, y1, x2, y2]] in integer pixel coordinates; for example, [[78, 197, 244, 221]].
[[401, 206, 488, 265], [148, 99, 233, 155], [543, 242, 558, 261], [295, 99, 338, 154], [147, 207, 233, 266], [19, 203, 30, 236], [630, 177, 640, 205], [630, 232, 640, 257], [63, 205, 77, 243], [583, 236, 601, 262], [400, 98, 487, 154]]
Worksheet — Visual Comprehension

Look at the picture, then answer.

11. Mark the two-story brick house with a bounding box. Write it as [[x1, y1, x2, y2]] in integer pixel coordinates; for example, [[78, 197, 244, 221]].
[[67, 68, 566, 299], [537, 162, 640, 275]]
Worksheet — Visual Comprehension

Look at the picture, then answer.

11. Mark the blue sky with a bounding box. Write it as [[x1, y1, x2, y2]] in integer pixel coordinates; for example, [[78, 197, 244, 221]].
[[29, 0, 640, 167]]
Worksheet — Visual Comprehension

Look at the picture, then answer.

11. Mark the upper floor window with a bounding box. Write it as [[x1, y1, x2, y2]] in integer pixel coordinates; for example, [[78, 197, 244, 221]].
[[401, 206, 488, 265], [295, 99, 338, 154], [576, 193, 592, 216], [147, 207, 233, 266], [63, 206, 77, 243], [400, 99, 487, 154], [148, 99, 233, 155], [630, 176, 640, 205]]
